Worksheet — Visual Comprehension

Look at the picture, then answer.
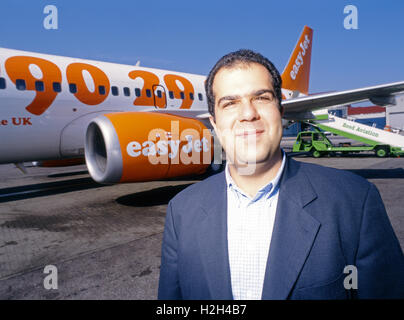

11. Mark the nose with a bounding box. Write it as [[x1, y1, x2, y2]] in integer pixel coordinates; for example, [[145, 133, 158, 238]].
[[239, 98, 259, 121]]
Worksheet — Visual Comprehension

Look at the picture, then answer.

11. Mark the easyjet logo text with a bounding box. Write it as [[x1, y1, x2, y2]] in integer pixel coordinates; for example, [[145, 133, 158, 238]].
[[127, 136, 210, 162], [290, 34, 310, 81], [125, 121, 216, 165]]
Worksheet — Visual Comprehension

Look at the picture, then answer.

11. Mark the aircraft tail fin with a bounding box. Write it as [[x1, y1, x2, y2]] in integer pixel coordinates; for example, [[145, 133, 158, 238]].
[[281, 26, 313, 95]]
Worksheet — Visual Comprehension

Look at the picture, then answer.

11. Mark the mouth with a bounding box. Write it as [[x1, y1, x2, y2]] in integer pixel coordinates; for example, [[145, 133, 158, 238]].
[[235, 129, 264, 137]]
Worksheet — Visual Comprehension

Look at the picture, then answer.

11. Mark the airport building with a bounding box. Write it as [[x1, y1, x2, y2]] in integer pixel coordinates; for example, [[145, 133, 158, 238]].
[[386, 95, 404, 132], [346, 105, 386, 129]]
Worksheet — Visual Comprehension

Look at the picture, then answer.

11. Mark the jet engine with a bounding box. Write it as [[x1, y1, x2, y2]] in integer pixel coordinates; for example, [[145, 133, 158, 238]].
[[85, 112, 213, 184]]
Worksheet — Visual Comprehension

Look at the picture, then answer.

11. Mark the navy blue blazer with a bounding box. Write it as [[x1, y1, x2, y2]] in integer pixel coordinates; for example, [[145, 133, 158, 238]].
[[158, 156, 404, 299]]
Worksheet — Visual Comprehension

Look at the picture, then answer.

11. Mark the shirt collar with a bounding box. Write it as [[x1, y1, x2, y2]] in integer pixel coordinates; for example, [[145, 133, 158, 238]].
[[225, 149, 286, 203]]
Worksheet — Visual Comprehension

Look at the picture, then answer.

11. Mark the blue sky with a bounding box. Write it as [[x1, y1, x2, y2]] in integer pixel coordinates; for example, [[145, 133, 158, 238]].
[[1, 0, 403, 94]]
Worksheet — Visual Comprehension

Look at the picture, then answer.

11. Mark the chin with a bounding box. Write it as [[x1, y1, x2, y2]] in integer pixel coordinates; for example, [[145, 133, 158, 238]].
[[233, 154, 262, 166]]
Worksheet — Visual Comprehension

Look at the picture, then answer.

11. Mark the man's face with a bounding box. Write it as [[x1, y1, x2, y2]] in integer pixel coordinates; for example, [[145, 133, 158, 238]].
[[209, 63, 283, 168]]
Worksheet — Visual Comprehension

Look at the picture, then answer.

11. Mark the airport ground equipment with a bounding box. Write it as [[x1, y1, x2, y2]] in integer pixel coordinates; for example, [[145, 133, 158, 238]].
[[292, 113, 404, 157]]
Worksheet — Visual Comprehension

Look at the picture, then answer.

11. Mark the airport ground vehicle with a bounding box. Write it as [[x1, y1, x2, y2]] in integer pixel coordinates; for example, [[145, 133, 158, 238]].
[[292, 110, 404, 157], [292, 129, 404, 157]]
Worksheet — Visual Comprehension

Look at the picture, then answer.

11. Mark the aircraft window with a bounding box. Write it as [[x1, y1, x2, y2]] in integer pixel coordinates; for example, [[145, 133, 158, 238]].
[[198, 93, 203, 101], [69, 83, 77, 94], [189, 92, 194, 100], [0, 77, 6, 89], [98, 85, 106, 95], [169, 91, 174, 99], [16, 79, 26, 91], [146, 89, 151, 98], [135, 88, 141, 97], [123, 87, 130, 96], [53, 82, 61, 92], [111, 86, 119, 96], [180, 92, 185, 100], [35, 81, 44, 92], [156, 90, 162, 98]]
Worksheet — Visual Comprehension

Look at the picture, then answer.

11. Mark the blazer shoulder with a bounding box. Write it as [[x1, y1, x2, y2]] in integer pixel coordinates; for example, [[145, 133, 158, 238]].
[[291, 158, 373, 196], [297, 158, 370, 184], [169, 172, 225, 209]]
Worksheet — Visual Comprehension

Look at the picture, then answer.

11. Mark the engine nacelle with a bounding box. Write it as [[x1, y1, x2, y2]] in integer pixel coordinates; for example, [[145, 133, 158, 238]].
[[85, 112, 213, 183]]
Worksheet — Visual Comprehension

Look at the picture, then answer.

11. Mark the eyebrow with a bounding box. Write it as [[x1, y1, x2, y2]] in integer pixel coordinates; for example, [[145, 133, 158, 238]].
[[217, 89, 275, 106]]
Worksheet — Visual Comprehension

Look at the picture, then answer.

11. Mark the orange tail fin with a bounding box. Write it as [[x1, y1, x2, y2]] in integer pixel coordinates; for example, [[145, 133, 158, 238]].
[[281, 26, 313, 95]]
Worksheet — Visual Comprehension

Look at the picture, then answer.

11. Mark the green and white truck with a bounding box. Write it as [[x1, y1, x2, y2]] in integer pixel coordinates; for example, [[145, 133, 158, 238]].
[[292, 112, 404, 158]]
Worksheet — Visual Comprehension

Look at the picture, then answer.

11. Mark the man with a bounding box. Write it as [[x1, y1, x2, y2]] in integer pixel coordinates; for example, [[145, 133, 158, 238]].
[[158, 49, 404, 299]]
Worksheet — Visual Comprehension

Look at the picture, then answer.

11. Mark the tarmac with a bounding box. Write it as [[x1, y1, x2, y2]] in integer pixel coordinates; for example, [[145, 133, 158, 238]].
[[0, 140, 403, 299]]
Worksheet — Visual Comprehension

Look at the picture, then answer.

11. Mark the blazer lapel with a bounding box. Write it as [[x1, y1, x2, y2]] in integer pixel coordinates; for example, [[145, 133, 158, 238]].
[[197, 172, 233, 299], [261, 157, 321, 300]]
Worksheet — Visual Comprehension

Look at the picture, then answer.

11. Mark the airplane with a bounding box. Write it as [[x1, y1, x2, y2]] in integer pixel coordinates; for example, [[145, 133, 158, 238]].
[[1, 26, 404, 184]]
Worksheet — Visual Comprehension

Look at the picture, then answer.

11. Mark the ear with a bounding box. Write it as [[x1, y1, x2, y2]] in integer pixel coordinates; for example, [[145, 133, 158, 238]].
[[209, 114, 225, 151], [209, 115, 217, 132]]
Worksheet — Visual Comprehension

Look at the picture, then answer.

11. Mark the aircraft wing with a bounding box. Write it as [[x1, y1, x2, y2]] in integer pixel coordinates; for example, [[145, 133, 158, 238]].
[[282, 81, 404, 119]]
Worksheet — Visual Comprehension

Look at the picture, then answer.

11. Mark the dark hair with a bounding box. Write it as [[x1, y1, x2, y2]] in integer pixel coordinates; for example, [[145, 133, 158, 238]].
[[205, 49, 282, 117]]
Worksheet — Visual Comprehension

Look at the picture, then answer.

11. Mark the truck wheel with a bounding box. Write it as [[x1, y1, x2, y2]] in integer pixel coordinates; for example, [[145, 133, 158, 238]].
[[375, 147, 388, 158], [312, 150, 322, 158]]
